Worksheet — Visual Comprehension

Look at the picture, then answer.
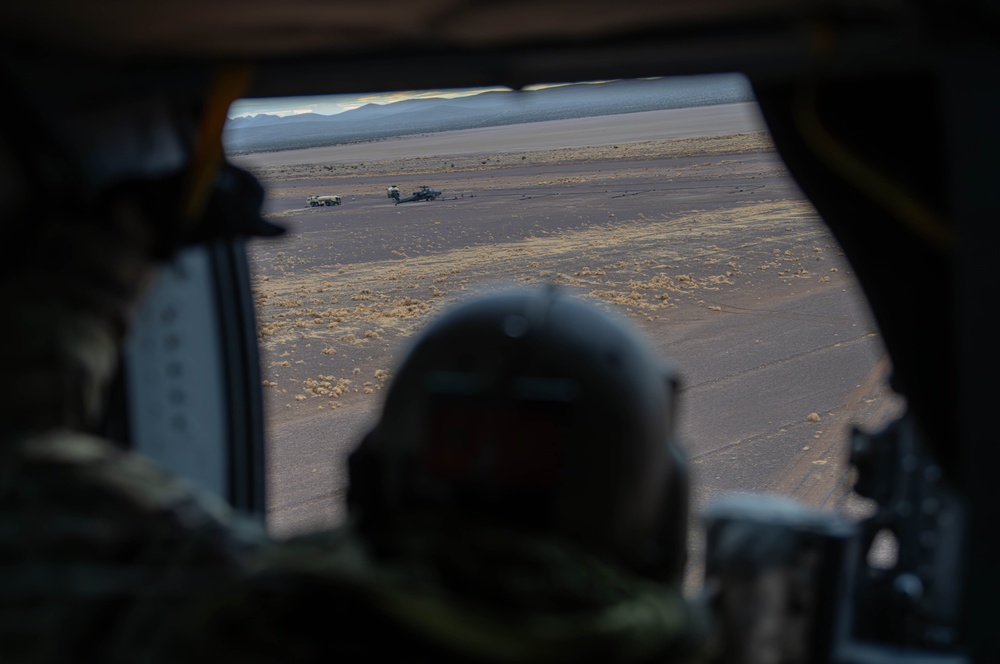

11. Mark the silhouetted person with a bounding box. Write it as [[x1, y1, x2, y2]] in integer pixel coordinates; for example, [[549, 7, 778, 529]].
[[186, 288, 708, 662]]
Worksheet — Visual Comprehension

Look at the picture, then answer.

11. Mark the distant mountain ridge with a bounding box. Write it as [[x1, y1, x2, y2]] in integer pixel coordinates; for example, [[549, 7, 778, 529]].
[[223, 75, 754, 155]]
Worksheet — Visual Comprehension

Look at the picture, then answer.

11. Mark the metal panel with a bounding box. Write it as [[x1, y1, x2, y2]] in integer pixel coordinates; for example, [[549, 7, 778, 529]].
[[123, 240, 266, 518], [125, 245, 230, 500]]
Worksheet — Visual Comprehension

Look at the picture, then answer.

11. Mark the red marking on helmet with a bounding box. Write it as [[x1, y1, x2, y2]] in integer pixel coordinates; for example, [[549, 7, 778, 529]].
[[426, 403, 562, 485]]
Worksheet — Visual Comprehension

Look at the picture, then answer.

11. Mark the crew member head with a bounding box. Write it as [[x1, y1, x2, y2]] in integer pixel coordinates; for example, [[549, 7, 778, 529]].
[[349, 287, 689, 584]]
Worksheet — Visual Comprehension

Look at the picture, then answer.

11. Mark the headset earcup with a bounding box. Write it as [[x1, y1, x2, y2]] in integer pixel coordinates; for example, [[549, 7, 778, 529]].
[[347, 430, 382, 526], [656, 443, 691, 585]]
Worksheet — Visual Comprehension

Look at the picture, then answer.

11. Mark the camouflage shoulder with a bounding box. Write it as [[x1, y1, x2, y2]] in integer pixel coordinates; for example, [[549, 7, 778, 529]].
[[1, 429, 266, 556], [0, 431, 268, 661]]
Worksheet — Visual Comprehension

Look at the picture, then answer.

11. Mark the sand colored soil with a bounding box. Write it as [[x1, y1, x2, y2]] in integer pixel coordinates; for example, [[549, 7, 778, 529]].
[[246, 132, 774, 183], [242, 118, 902, 547], [247, 132, 838, 428]]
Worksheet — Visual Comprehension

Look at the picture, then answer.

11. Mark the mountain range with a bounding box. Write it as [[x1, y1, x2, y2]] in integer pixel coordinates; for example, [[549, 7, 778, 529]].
[[223, 75, 754, 155]]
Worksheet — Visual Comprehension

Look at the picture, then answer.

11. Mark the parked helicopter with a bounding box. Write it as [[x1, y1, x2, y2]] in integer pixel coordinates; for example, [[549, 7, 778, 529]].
[[395, 185, 442, 205]]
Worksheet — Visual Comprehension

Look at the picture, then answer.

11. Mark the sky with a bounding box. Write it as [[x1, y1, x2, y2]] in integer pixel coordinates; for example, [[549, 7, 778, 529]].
[[227, 82, 603, 118]]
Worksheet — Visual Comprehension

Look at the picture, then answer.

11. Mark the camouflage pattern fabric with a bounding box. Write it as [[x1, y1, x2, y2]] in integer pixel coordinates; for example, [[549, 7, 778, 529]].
[[181, 513, 711, 663], [0, 430, 265, 662]]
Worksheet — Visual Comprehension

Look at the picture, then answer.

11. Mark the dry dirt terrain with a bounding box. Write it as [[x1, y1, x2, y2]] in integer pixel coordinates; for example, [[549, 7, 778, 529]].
[[236, 114, 903, 577]]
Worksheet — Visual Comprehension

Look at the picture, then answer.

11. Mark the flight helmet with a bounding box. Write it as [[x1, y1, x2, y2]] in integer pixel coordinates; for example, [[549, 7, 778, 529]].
[[348, 287, 689, 583]]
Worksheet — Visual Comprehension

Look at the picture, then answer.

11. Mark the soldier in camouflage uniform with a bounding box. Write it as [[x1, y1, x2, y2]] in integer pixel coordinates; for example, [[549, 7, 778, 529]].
[[0, 158, 264, 659], [182, 289, 710, 662], [0, 130, 709, 661]]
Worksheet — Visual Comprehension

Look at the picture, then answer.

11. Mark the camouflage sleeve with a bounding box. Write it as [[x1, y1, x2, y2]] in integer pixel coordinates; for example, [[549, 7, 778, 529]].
[[0, 430, 265, 662]]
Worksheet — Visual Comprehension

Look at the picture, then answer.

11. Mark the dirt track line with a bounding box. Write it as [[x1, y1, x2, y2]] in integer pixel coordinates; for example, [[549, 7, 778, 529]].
[[681, 333, 878, 393], [268, 489, 345, 514], [702, 300, 870, 326]]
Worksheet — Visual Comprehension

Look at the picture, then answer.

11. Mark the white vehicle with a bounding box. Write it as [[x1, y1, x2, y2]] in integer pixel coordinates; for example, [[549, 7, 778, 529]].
[[306, 195, 342, 207]]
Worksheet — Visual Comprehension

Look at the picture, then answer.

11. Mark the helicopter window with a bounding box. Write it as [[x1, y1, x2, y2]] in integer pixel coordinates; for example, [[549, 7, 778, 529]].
[[224, 74, 901, 552]]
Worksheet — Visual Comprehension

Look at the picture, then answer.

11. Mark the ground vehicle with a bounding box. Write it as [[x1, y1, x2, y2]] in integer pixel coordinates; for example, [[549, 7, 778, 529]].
[[395, 185, 441, 204], [307, 194, 342, 206], [1, 1, 997, 661]]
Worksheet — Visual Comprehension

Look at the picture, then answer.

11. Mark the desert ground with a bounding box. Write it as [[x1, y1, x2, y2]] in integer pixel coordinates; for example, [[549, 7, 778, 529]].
[[232, 105, 903, 579]]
